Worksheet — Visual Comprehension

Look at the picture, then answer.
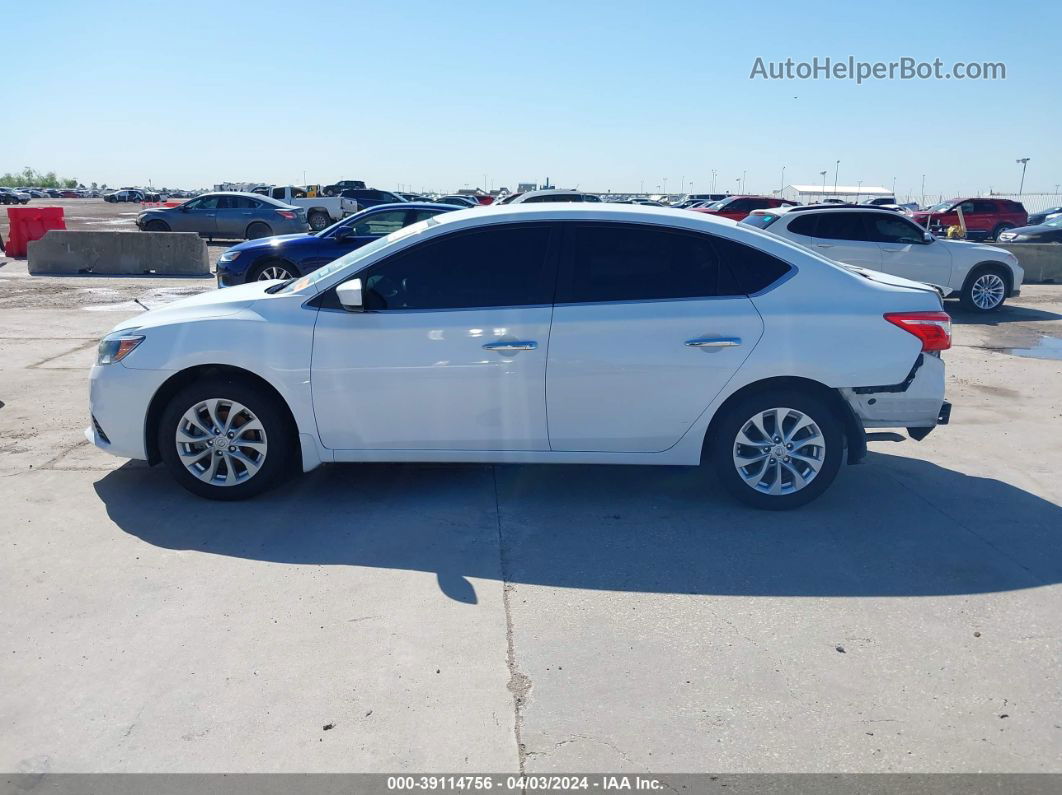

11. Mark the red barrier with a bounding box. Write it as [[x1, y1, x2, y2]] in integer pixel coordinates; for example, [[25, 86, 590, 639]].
[[5, 206, 66, 257]]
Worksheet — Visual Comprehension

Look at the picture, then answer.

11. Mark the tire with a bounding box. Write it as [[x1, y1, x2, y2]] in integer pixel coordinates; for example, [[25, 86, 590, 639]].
[[158, 376, 294, 500], [246, 222, 272, 240], [990, 223, 1014, 241], [960, 265, 1008, 312], [307, 211, 330, 232], [248, 258, 299, 283], [709, 389, 844, 510], [144, 220, 170, 232]]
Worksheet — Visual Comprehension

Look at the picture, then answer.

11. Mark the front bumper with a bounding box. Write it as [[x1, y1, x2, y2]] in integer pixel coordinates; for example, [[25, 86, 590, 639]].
[[88, 363, 173, 461]]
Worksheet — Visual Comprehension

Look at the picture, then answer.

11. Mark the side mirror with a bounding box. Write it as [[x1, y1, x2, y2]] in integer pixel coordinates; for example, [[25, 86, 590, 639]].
[[334, 226, 354, 241], [336, 278, 364, 311], [923, 232, 934, 243]]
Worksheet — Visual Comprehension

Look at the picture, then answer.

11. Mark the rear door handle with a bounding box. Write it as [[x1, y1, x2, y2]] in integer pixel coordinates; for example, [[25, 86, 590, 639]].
[[685, 337, 741, 348], [483, 341, 537, 351], [813, 243, 834, 248]]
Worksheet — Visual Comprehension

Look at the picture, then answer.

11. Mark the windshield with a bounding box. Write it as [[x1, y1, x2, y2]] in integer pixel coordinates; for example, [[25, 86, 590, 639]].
[[704, 199, 730, 211], [277, 217, 438, 294], [1045, 215, 1062, 228], [925, 200, 956, 213]]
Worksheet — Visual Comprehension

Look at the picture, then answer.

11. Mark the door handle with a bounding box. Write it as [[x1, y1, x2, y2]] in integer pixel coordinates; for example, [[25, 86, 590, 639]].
[[882, 247, 904, 253], [685, 337, 741, 348], [813, 243, 834, 248], [483, 341, 537, 352]]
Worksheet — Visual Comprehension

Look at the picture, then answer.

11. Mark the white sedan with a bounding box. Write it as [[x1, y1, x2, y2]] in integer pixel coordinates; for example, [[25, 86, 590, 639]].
[[88, 205, 952, 509], [742, 205, 1024, 312]]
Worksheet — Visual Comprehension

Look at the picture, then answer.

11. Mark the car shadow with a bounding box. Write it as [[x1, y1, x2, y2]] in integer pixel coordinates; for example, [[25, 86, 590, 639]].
[[93, 451, 1062, 603], [949, 303, 1062, 325]]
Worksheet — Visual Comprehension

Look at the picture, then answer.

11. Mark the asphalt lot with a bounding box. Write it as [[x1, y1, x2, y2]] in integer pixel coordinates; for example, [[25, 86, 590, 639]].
[[1, 209, 1061, 773]]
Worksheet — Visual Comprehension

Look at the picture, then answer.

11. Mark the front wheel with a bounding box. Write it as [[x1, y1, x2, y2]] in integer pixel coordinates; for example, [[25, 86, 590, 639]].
[[158, 377, 295, 500], [144, 220, 170, 232], [990, 223, 1014, 241], [249, 259, 298, 282], [961, 267, 1008, 312], [709, 390, 844, 510]]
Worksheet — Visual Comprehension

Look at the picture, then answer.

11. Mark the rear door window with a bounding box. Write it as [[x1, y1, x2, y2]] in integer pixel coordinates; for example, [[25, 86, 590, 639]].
[[814, 212, 872, 241]]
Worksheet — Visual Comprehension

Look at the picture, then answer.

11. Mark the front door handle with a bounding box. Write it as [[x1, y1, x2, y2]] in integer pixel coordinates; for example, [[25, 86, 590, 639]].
[[483, 341, 537, 352], [814, 242, 834, 248], [685, 337, 741, 348]]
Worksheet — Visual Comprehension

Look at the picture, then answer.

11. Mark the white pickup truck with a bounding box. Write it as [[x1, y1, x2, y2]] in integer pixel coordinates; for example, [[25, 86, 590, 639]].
[[253, 186, 359, 231]]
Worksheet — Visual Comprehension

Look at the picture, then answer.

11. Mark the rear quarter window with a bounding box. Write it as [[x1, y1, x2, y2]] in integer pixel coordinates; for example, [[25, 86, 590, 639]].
[[711, 237, 793, 295]]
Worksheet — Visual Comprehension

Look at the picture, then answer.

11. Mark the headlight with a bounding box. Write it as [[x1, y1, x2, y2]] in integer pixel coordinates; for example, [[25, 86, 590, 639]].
[[219, 250, 241, 262], [97, 331, 145, 365]]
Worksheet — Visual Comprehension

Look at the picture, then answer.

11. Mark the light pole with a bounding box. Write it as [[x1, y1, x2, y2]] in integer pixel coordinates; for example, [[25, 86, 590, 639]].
[[856, 180, 863, 201], [741, 170, 747, 193], [711, 170, 717, 194], [1016, 158, 1030, 194], [892, 176, 896, 197], [780, 165, 786, 196], [663, 177, 668, 196], [833, 160, 839, 198], [820, 170, 827, 200], [921, 174, 926, 207]]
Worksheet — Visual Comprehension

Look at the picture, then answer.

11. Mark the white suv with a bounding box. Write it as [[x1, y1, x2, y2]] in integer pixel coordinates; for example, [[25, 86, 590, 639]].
[[88, 205, 951, 509], [743, 205, 1024, 312]]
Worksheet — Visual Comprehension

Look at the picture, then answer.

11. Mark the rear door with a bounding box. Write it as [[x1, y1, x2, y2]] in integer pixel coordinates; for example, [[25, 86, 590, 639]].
[[809, 211, 883, 269], [545, 223, 766, 453]]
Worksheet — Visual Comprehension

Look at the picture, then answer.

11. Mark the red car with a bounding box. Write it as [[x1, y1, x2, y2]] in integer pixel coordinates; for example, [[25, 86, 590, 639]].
[[910, 198, 1027, 241], [58, 189, 81, 198], [691, 195, 797, 221]]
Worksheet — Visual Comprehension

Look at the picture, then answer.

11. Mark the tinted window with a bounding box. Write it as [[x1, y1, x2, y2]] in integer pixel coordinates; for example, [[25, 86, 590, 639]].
[[740, 213, 782, 230], [525, 194, 581, 203], [815, 212, 871, 241], [559, 224, 742, 303], [228, 196, 260, 209], [359, 224, 554, 310], [724, 199, 752, 213], [409, 208, 445, 223], [582, 194, 601, 202], [350, 209, 408, 237], [787, 214, 817, 236], [187, 196, 219, 210], [867, 214, 925, 244], [971, 200, 995, 213], [712, 237, 793, 294]]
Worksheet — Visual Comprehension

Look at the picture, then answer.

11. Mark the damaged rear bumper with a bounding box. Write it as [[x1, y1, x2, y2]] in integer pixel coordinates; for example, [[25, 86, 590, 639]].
[[840, 353, 949, 438]]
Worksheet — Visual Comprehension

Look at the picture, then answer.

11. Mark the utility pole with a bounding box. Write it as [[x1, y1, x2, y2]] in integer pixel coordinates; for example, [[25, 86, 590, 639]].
[[820, 170, 827, 199], [780, 166, 786, 196], [711, 170, 717, 194], [1016, 158, 1030, 194], [833, 160, 839, 198]]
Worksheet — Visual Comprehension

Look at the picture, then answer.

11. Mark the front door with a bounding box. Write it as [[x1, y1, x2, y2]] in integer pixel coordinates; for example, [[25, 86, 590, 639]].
[[176, 195, 218, 236], [865, 212, 954, 289], [311, 222, 558, 450], [546, 223, 765, 453]]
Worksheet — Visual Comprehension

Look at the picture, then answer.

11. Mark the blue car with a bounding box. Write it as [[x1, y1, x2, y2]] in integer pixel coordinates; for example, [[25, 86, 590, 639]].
[[216, 202, 462, 286]]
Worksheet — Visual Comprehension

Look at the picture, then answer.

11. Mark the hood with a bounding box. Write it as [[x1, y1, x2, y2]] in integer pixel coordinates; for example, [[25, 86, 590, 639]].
[[934, 239, 1018, 261], [226, 233, 315, 254], [111, 281, 273, 332]]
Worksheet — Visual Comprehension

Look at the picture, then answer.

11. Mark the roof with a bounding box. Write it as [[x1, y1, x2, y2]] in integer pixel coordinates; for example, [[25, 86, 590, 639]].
[[788, 184, 892, 196]]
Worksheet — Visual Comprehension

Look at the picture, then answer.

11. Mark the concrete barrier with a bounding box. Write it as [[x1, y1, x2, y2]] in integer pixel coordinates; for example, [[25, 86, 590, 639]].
[[991, 243, 1062, 283], [27, 230, 210, 276]]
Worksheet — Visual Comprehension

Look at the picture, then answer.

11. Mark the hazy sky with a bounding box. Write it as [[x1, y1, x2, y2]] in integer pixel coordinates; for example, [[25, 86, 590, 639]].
[[8, 0, 1060, 199]]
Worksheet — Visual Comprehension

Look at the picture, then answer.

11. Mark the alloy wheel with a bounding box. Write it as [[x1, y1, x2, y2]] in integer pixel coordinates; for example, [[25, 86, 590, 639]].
[[175, 398, 268, 486], [971, 273, 1006, 310], [257, 264, 293, 281], [732, 407, 825, 496]]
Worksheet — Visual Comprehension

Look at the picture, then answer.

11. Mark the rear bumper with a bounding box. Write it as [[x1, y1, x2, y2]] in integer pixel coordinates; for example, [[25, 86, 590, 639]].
[[840, 353, 947, 430]]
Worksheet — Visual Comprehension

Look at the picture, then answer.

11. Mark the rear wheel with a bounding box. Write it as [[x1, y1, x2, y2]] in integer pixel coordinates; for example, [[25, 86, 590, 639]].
[[144, 220, 170, 232], [961, 266, 1008, 312], [307, 211, 330, 231], [246, 222, 272, 240], [710, 389, 844, 510], [158, 377, 294, 500]]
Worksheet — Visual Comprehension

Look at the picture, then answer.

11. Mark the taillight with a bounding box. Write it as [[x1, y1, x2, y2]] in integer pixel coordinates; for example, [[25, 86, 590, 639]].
[[275, 210, 296, 219], [884, 311, 952, 352]]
